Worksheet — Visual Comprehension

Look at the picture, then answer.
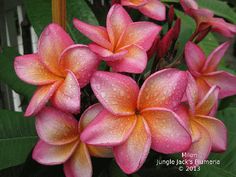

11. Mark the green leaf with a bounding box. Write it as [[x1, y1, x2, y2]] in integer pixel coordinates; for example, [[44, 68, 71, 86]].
[[109, 161, 128, 177], [0, 110, 37, 170], [0, 47, 35, 100], [23, 0, 98, 43], [197, 0, 236, 23], [194, 108, 236, 177]]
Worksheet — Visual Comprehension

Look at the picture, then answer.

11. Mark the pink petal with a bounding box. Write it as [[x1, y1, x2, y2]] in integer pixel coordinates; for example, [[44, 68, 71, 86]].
[[121, 0, 149, 7], [210, 18, 236, 38], [80, 110, 136, 146], [25, 81, 61, 117], [106, 4, 132, 46], [175, 104, 190, 131], [64, 143, 92, 177], [194, 115, 227, 152], [36, 107, 79, 145], [73, 18, 111, 49], [38, 24, 74, 76], [180, 0, 198, 11], [108, 44, 147, 73], [117, 22, 162, 51], [203, 71, 236, 98], [183, 121, 211, 168], [32, 140, 78, 165], [113, 116, 151, 174], [202, 42, 230, 73], [142, 108, 191, 153], [51, 71, 81, 114], [186, 72, 199, 113], [91, 71, 139, 115], [195, 86, 219, 116], [185, 42, 206, 76], [59, 45, 99, 88], [14, 54, 60, 85], [138, 69, 188, 110], [79, 103, 104, 131], [139, 0, 166, 21], [89, 43, 128, 61]]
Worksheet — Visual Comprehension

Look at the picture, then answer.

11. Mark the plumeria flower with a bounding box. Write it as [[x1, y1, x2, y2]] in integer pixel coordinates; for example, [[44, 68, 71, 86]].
[[80, 69, 191, 174], [33, 105, 113, 177], [180, 0, 236, 37], [185, 41, 236, 99], [176, 74, 227, 167], [121, 0, 166, 21], [14, 24, 99, 116], [73, 4, 161, 73]]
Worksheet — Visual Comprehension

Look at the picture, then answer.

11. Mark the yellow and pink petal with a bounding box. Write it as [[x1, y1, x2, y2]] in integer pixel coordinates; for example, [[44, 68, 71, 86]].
[[51, 71, 81, 114], [36, 107, 79, 145], [59, 45, 99, 88], [142, 108, 191, 153], [113, 115, 151, 174], [80, 110, 136, 146], [91, 71, 139, 115], [25, 81, 61, 116], [138, 69, 188, 110], [33, 140, 79, 165], [38, 23, 74, 76], [14, 54, 60, 85]]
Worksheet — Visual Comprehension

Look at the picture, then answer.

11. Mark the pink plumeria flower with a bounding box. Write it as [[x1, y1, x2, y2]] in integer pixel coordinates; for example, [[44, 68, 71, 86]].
[[33, 105, 113, 177], [121, 0, 166, 21], [80, 69, 191, 174], [14, 24, 99, 116], [176, 74, 227, 167], [180, 0, 236, 37], [185, 41, 236, 99], [73, 4, 161, 73]]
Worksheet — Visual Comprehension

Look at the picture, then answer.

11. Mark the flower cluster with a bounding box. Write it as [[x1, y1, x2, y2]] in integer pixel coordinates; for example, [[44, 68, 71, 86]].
[[14, 1, 236, 177]]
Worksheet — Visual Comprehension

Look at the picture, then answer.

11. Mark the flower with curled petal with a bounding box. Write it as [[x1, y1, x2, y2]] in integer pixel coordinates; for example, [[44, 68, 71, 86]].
[[176, 73, 227, 167], [80, 69, 191, 174], [121, 0, 166, 21], [180, 0, 236, 37], [14, 24, 99, 116], [33, 105, 112, 177], [73, 4, 161, 73], [185, 41, 236, 99]]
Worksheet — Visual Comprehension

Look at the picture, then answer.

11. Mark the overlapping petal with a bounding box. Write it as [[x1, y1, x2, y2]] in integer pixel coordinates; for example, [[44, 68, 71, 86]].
[[194, 115, 227, 152], [38, 24, 74, 76], [138, 69, 187, 110], [142, 108, 191, 153], [202, 42, 230, 73], [107, 4, 132, 46], [203, 71, 236, 98], [59, 45, 99, 87], [73, 18, 111, 49], [113, 116, 151, 174], [108, 45, 147, 73], [64, 143, 92, 177], [51, 71, 81, 114], [89, 43, 128, 61], [91, 71, 139, 115], [195, 86, 219, 115], [80, 110, 136, 146], [185, 42, 206, 76], [25, 81, 61, 116], [33, 140, 79, 165], [14, 54, 60, 85], [36, 107, 79, 145], [139, 0, 166, 21], [121, 0, 148, 7], [184, 122, 211, 167], [117, 22, 162, 51]]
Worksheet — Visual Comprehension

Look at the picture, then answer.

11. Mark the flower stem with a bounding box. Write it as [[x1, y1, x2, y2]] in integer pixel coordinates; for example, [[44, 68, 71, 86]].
[[52, 0, 66, 30]]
